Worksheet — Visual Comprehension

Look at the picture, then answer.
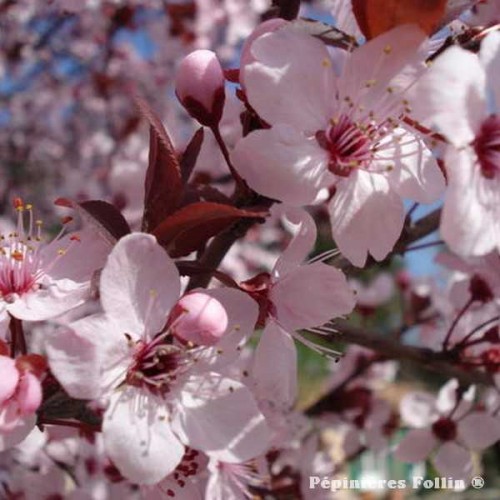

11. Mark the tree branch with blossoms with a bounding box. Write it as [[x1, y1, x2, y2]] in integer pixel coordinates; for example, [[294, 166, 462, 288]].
[[1, 1, 500, 498]]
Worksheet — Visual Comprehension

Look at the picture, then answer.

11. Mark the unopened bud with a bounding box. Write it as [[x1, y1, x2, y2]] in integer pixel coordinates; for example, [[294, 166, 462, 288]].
[[175, 50, 225, 127], [171, 293, 228, 346]]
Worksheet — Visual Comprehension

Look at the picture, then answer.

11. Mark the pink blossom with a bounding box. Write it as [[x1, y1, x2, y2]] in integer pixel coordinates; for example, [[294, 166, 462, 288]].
[[0, 200, 111, 321], [170, 292, 228, 346], [0, 350, 44, 452], [410, 32, 500, 256], [176, 49, 225, 127], [240, 207, 355, 356], [45, 233, 270, 485], [395, 379, 500, 479], [232, 24, 444, 266]]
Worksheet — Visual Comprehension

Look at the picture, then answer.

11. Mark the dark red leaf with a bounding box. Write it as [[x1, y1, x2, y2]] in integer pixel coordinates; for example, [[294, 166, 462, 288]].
[[152, 202, 266, 258], [180, 127, 204, 183], [134, 94, 183, 232], [352, 0, 447, 39], [55, 198, 130, 244]]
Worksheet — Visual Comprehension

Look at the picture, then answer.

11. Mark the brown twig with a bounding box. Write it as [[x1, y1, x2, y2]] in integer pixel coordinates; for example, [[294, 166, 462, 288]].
[[314, 320, 494, 387]]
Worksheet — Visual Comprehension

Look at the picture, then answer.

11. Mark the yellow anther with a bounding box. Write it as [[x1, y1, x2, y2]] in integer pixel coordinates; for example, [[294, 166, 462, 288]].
[[57, 249, 66, 256], [35, 220, 43, 226], [25, 204, 33, 210], [11, 250, 24, 262], [321, 57, 331, 68], [365, 79, 377, 88], [383, 44, 392, 55]]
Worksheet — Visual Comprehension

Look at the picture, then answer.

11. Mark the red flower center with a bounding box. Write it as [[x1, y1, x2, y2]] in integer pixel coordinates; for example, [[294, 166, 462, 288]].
[[474, 115, 500, 179], [432, 417, 457, 441], [316, 115, 373, 177]]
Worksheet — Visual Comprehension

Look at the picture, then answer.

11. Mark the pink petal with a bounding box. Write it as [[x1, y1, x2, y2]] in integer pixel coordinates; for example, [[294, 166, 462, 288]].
[[0, 356, 19, 403], [458, 412, 500, 450], [7, 282, 90, 322], [244, 25, 335, 133], [45, 315, 129, 399], [410, 45, 486, 146], [338, 25, 427, 121], [399, 391, 437, 428], [251, 322, 297, 410], [103, 388, 184, 485], [0, 414, 37, 452], [194, 288, 259, 372], [441, 147, 500, 256], [272, 261, 355, 330], [16, 373, 42, 414], [232, 125, 330, 206], [480, 31, 500, 111], [100, 233, 180, 338], [385, 130, 445, 203], [45, 226, 111, 283], [433, 442, 473, 480], [329, 170, 405, 267], [172, 374, 271, 463], [394, 429, 437, 462], [273, 207, 317, 278]]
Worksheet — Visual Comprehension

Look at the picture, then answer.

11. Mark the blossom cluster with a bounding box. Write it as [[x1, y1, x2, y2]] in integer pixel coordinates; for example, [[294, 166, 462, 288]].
[[1, 1, 500, 498]]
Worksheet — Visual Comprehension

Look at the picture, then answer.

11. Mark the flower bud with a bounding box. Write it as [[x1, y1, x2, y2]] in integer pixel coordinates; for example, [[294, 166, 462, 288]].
[[171, 292, 228, 346], [175, 50, 225, 127]]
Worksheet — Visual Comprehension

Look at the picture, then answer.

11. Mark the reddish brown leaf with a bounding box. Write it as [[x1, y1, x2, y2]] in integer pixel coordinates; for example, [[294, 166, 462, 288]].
[[152, 202, 266, 258], [352, 0, 447, 39], [180, 127, 204, 183], [55, 198, 131, 244], [134, 94, 183, 232]]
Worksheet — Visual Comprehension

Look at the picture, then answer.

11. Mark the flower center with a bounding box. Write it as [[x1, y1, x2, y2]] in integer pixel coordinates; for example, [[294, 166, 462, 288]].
[[431, 417, 457, 442], [474, 115, 500, 179], [0, 199, 78, 302], [316, 115, 373, 177], [126, 340, 186, 396]]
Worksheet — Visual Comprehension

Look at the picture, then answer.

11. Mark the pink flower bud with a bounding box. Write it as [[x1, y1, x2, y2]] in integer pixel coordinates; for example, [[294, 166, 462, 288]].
[[175, 50, 225, 127], [171, 292, 228, 346], [16, 372, 42, 414]]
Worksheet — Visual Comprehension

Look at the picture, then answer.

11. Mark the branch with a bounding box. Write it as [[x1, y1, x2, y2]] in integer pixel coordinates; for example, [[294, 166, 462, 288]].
[[185, 217, 259, 291], [270, 0, 301, 20], [314, 319, 494, 390]]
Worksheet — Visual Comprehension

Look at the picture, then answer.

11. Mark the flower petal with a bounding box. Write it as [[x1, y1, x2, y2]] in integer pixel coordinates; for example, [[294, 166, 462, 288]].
[[273, 207, 317, 278], [251, 322, 297, 410], [100, 233, 180, 337], [480, 31, 500, 110], [410, 45, 486, 146], [385, 129, 445, 203], [272, 261, 355, 330], [399, 391, 437, 428], [441, 147, 500, 256], [45, 315, 130, 399], [244, 25, 335, 133], [329, 170, 405, 267], [0, 356, 19, 403], [433, 442, 473, 480], [232, 125, 330, 206], [194, 287, 259, 371], [103, 388, 184, 485], [172, 374, 271, 463], [394, 428, 437, 462], [458, 412, 500, 450]]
